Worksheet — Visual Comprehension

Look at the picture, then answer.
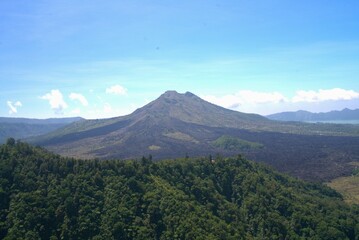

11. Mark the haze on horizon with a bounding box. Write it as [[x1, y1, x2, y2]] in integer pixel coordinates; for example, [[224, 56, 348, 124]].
[[1, 0, 359, 119]]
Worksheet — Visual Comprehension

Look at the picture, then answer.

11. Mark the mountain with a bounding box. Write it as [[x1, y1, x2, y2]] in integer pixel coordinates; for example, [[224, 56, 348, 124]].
[[1, 141, 358, 239], [267, 108, 359, 122], [0, 117, 83, 143], [33, 91, 359, 181]]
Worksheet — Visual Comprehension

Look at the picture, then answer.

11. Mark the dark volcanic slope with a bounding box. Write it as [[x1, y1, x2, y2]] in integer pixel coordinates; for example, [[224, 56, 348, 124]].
[[34, 91, 359, 181], [33, 91, 270, 158]]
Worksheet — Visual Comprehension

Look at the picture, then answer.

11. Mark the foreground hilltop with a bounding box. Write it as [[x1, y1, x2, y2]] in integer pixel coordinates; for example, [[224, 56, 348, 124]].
[[0, 141, 358, 239], [32, 91, 359, 181]]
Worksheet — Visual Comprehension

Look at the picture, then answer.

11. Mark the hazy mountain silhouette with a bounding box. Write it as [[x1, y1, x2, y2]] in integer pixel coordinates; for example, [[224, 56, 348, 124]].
[[267, 108, 359, 122], [0, 117, 83, 143]]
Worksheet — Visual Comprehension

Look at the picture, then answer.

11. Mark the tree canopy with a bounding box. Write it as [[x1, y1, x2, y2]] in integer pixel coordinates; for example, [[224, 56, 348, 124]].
[[0, 140, 358, 239]]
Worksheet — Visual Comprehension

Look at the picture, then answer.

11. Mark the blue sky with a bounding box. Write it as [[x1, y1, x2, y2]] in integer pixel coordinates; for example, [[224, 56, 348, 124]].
[[1, 0, 359, 119]]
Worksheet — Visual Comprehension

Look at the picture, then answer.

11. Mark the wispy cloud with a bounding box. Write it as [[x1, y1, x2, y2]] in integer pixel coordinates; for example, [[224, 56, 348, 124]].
[[106, 84, 127, 95], [7, 101, 22, 114], [41, 89, 68, 114], [103, 103, 112, 113], [202, 90, 288, 109], [292, 88, 359, 103], [69, 93, 88, 106], [203, 88, 359, 115], [71, 108, 81, 115]]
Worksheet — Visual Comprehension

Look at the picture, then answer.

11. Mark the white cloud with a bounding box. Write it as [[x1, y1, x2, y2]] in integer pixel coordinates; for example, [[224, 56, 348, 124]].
[[69, 93, 88, 106], [41, 89, 68, 114], [292, 88, 359, 103], [202, 88, 359, 115], [237, 90, 288, 104], [103, 103, 112, 113], [71, 108, 81, 114], [106, 84, 127, 95], [203, 94, 242, 109], [7, 101, 22, 114], [202, 90, 288, 109], [84, 101, 142, 119]]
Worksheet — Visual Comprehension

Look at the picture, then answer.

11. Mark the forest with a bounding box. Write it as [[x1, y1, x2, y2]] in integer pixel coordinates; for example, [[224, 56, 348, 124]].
[[0, 139, 358, 239]]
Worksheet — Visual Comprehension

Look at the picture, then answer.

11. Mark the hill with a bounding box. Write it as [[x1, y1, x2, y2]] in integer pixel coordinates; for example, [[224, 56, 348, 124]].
[[267, 108, 359, 123], [327, 163, 359, 205], [0, 140, 358, 239], [32, 91, 359, 181], [0, 117, 83, 143]]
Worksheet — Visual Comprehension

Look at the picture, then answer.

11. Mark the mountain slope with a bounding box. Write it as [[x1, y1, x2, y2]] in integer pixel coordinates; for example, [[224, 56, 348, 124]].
[[131, 91, 268, 128], [32, 91, 359, 181], [267, 108, 359, 122], [32, 91, 271, 158], [1, 141, 358, 239], [35, 91, 267, 139], [0, 117, 83, 143]]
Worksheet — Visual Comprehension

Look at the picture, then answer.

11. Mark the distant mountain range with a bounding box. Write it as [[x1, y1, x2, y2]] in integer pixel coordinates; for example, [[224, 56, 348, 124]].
[[0, 117, 83, 143], [31, 91, 359, 181], [267, 108, 359, 122]]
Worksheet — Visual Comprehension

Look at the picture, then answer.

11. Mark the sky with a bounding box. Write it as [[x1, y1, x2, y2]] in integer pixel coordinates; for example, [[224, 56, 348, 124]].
[[1, 0, 359, 119]]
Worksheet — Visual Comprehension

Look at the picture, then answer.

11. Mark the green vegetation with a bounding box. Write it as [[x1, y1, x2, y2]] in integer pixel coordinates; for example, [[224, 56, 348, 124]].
[[0, 139, 358, 239], [148, 145, 161, 150], [163, 131, 199, 143], [213, 135, 264, 151], [328, 176, 359, 205], [328, 165, 359, 205]]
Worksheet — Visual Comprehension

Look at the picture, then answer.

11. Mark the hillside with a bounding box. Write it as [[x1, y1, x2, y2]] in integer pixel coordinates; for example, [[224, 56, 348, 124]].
[[267, 108, 359, 123], [31, 91, 359, 182], [327, 163, 359, 205], [0, 117, 83, 143], [0, 140, 358, 239]]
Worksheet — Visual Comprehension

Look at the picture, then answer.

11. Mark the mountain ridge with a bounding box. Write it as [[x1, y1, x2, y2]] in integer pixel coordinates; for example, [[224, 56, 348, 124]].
[[131, 90, 268, 127], [0, 117, 83, 143], [267, 108, 359, 122]]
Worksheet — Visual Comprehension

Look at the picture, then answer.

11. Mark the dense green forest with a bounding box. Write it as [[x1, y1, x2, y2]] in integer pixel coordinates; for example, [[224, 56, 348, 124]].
[[0, 139, 358, 239], [213, 135, 264, 151]]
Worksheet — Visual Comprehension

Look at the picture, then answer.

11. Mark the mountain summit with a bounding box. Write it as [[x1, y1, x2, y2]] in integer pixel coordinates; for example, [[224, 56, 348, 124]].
[[131, 90, 267, 127]]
